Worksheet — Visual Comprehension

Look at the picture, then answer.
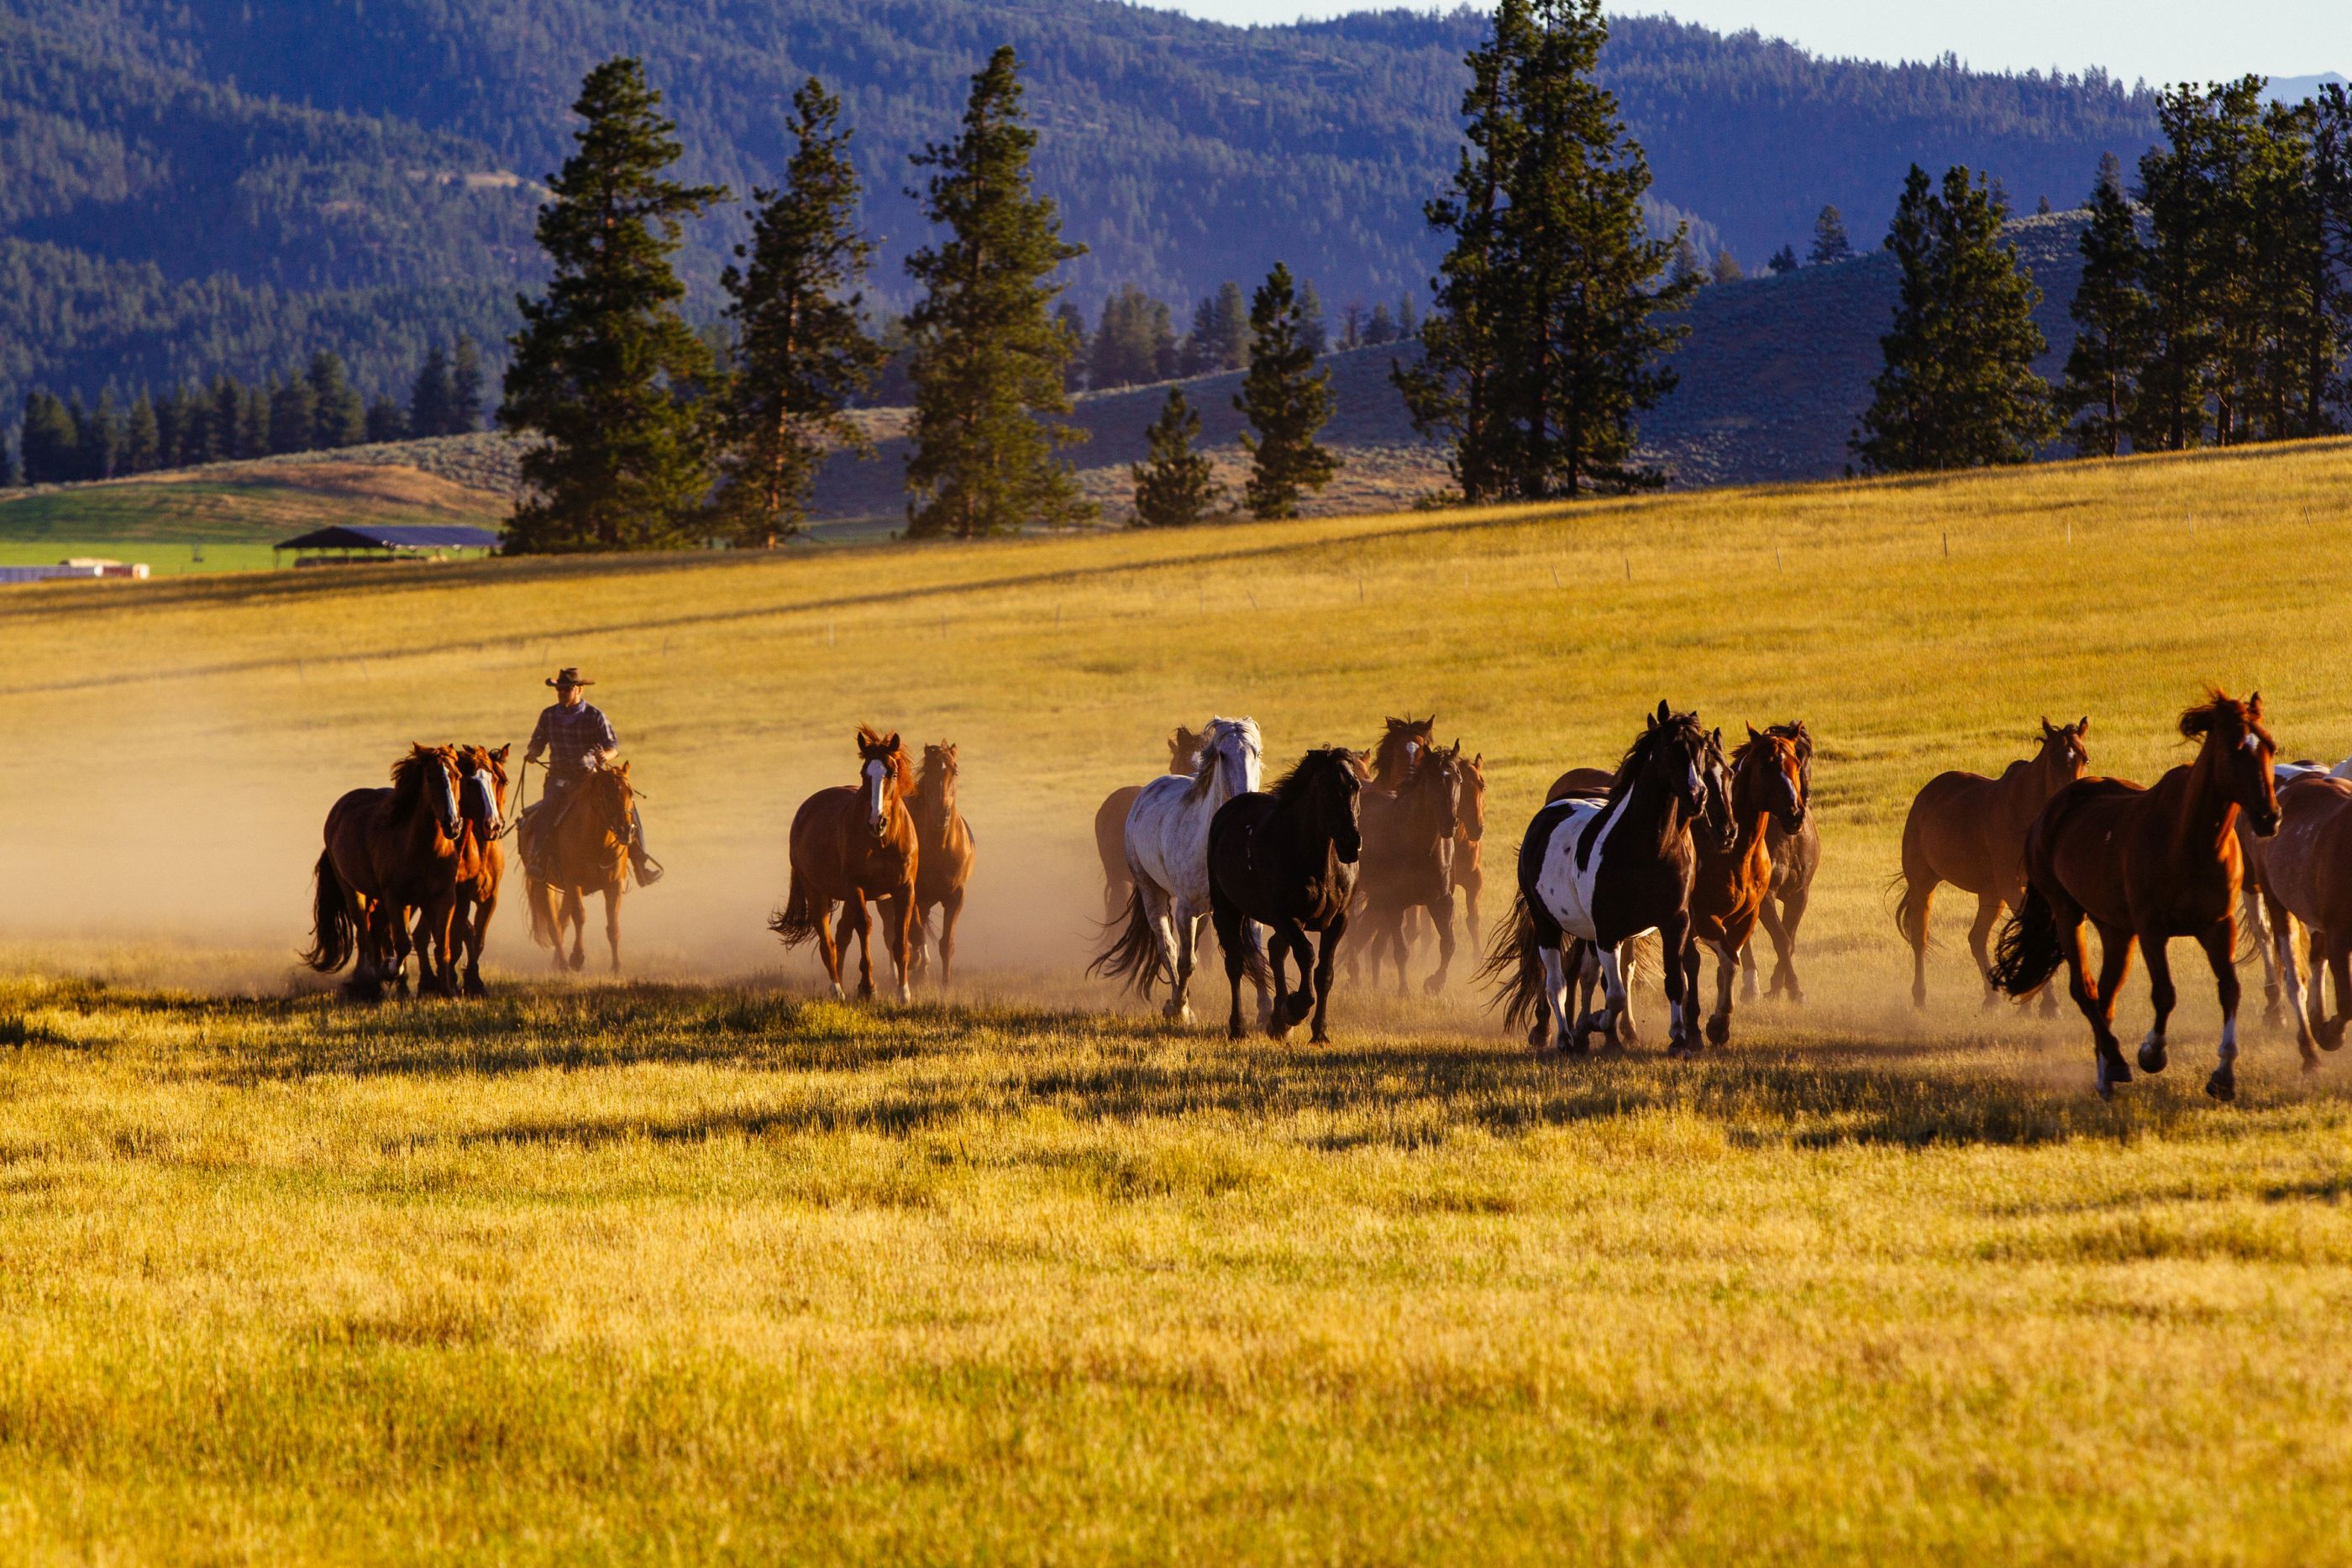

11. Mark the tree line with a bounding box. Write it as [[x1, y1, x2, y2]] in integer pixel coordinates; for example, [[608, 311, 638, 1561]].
[[500, 55, 1344, 550], [1851, 78, 2351, 474], [7, 339, 489, 487]]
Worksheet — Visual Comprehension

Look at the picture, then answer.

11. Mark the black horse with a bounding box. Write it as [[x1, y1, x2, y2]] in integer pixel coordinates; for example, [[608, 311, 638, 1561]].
[[1207, 747, 1368, 1042]]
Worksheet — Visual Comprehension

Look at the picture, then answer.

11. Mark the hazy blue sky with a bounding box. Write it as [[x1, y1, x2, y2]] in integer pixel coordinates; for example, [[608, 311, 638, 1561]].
[[1159, 0, 2343, 87]]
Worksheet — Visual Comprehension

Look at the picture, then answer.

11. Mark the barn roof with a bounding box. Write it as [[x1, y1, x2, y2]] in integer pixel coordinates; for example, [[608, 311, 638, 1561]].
[[276, 523, 502, 551]]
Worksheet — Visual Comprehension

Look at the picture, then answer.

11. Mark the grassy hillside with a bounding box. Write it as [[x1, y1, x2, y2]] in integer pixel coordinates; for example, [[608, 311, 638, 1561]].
[[2, 442, 2350, 1560], [0, 457, 507, 556]]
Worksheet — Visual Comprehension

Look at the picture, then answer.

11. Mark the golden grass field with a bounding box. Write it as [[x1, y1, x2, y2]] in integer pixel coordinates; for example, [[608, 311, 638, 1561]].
[[4, 438, 2352, 1561]]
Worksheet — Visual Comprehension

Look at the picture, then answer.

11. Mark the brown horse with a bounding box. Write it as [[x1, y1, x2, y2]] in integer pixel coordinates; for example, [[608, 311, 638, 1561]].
[[2245, 773, 2352, 1071], [302, 744, 465, 1000], [1450, 752, 1488, 943], [1684, 726, 1808, 1046], [1741, 720, 1819, 1004], [1370, 716, 1436, 792], [909, 742, 977, 986], [521, 761, 636, 973], [772, 726, 921, 1003], [1991, 692, 2279, 1101], [1547, 765, 1618, 801], [440, 743, 511, 997], [1356, 740, 1467, 994], [1896, 717, 2090, 1009], [1094, 725, 1203, 923]]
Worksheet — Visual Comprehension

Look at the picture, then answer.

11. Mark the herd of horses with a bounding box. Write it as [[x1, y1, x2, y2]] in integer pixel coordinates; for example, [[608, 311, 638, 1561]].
[[300, 686, 2352, 1101]]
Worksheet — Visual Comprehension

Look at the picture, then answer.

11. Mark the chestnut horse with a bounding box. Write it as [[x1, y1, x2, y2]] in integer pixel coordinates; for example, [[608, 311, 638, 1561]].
[[772, 726, 921, 1003], [2245, 772, 2352, 1071], [1991, 692, 2279, 1101], [303, 744, 465, 1001], [1895, 718, 2090, 1009], [1683, 726, 1808, 1046], [909, 742, 976, 986], [1740, 720, 1819, 1004], [1451, 752, 1488, 943], [522, 761, 637, 973], [1094, 725, 1203, 923], [1370, 716, 1435, 791], [441, 743, 510, 997], [1355, 740, 1467, 994]]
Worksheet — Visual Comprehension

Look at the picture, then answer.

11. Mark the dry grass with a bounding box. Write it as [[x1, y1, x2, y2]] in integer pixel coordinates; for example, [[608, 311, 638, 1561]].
[[3, 439, 2352, 1560]]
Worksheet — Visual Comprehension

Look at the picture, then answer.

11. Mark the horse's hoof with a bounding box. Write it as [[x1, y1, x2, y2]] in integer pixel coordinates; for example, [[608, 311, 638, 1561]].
[[2205, 1065, 2237, 1102], [896, 986, 911, 1006], [1422, 973, 1446, 998], [1911, 986, 1927, 1011], [1527, 1021, 1551, 1051], [2300, 1052, 2321, 1076], [1980, 990, 2002, 1011], [857, 984, 874, 1003], [1229, 1021, 1247, 1041], [2320, 1022, 2347, 1053], [1265, 1019, 1291, 1042], [2137, 1034, 2168, 1074], [1310, 1029, 1331, 1045], [1704, 1015, 1730, 1048], [2095, 1051, 2130, 1099]]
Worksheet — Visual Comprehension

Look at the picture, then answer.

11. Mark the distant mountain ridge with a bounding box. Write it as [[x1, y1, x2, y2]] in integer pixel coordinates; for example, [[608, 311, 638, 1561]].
[[3, 0, 2162, 418]]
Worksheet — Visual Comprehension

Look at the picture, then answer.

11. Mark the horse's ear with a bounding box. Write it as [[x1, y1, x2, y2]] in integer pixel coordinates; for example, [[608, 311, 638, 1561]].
[[1746, 721, 1761, 742], [2040, 716, 2054, 737], [2076, 716, 2090, 735], [1655, 700, 1671, 725], [1472, 753, 1482, 768], [492, 743, 511, 763], [885, 732, 900, 752], [2248, 691, 2263, 720]]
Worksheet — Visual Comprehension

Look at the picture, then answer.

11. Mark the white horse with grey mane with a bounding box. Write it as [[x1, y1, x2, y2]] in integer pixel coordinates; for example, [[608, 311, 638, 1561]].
[[1091, 716, 1273, 1023]]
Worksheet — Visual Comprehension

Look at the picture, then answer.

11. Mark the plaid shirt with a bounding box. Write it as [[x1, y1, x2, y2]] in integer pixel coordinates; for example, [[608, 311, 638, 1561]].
[[528, 701, 619, 784]]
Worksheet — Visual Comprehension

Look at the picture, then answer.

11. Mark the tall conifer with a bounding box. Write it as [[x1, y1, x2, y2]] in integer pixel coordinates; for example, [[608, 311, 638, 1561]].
[[1131, 387, 1221, 527], [1236, 261, 1338, 519], [2056, 165, 2152, 456]]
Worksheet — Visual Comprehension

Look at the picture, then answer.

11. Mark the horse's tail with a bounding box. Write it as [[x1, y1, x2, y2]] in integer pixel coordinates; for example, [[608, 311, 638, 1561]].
[[1475, 892, 1546, 1030], [1089, 886, 1164, 997], [767, 861, 826, 950], [524, 871, 559, 951], [299, 851, 356, 973], [1989, 884, 2063, 996]]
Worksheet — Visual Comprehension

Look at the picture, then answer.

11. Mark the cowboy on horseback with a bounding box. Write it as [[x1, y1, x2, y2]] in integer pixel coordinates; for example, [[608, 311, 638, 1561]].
[[522, 667, 662, 885]]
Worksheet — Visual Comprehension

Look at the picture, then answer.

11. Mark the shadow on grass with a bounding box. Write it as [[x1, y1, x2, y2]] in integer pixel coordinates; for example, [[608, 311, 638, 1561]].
[[9, 979, 2307, 1152]]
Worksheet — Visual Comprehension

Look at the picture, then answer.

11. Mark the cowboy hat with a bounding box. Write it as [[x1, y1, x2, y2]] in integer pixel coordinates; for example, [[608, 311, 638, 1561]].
[[545, 667, 595, 689]]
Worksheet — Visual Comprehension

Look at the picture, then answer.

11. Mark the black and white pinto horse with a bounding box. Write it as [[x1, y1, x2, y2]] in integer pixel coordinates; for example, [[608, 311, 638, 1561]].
[[1205, 747, 1368, 1042], [1485, 703, 1734, 1056]]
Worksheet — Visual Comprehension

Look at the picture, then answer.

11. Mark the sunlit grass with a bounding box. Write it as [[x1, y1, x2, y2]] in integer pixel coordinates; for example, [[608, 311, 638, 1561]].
[[3, 439, 2352, 1559]]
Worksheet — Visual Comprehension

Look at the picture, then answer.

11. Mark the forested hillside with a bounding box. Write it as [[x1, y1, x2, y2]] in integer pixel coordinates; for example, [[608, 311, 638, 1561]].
[[3, 0, 2160, 417]]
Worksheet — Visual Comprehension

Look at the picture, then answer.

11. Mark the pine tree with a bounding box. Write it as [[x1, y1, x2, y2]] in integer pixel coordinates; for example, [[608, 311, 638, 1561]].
[[902, 45, 1091, 538], [1089, 284, 1177, 389], [76, 391, 119, 479], [2056, 164, 2152, 457], [1767, 244, 1798, 274], [1366, 301, 1399, 345], [123, 392, 161, 472], [1184, 282, 1250, 373], [1295, 281, 1329, 354], [1339, 302, 1365, 350], [1710, 249, 1744, 283], [2133, 81, 2266, 450], [1, 438, 18, 490], [1670, 232, 1706, 286], [501, 57, 728, 553], [410, 344, 454, 437], [712, 77, 885, 543], [1236, 261, 1338, 519], [1809, 204, 1853, 264], [18, 393, 76, 484], [1131, 387, 1221, 527], [307, 352, 366, 448], [1054, 302, 1089, 391], [1854, 165, 2057, 472], [267, 375, 316, 454], [240, 385, 270, 459], [365, 397, 408, 443], [449, 336, 484, 433]]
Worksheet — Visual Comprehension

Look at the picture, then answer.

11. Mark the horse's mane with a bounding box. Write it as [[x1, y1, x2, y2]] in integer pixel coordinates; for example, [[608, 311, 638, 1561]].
[[1268, 747, 1361, 802], [2179, 690, 2264, 742], [388, 744, 448, 808], [1184, 717, 1257, 800], [1603, 710, 1703, 810]]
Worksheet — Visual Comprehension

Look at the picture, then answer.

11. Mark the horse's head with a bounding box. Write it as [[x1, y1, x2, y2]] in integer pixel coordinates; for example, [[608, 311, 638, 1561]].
[[1635, 701, 1731, 850], [1374, 714, 1436, 784], [457, 742, 512, 842], [1767, 720, 1814, 806], [1194, 716, 1263, 800], [919, 742, 959, 811], [1414, 740, 1467, 839], [2036, 716, 2092, 789], [1740, 724, 1808, 835], [855, 725, 912, 836], [2182, 690, 2278, 836], [1167, 724, 1206, 775], [1458, 752, 1487, 842], [396, 743, 465, 840], [1275, 747, 1368, 863]]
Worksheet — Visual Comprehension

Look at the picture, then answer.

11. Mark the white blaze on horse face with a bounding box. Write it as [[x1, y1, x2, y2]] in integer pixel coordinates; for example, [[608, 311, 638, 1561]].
[[863, 758, 888, 828], [429, 760, 459, 832], [469, 772, 501, 835]]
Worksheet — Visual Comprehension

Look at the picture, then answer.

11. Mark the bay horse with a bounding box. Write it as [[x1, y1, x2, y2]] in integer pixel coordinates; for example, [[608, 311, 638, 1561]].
[[909, 742, 976, 987], [1484, 703, 1734, 1056], [1740, 719, 1819, 1004], [1094, 725, 1203, 923], [1207, 747, 1367, 1041], [2244, 771, 2352, 1072], [1355, 740, 1466, 994], [1452, 752, 1488, 944], [1990, 691, 2279, 1101], [1092, 716, 1272, 1024], [772, 726, 921, 1003], [1895, 717, 2090, 1009], [1371, 716, 1436, 791], [522, 760, 637, 973], [302, 744, 465, 1001], [1684, 726, 1808, 1047]]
